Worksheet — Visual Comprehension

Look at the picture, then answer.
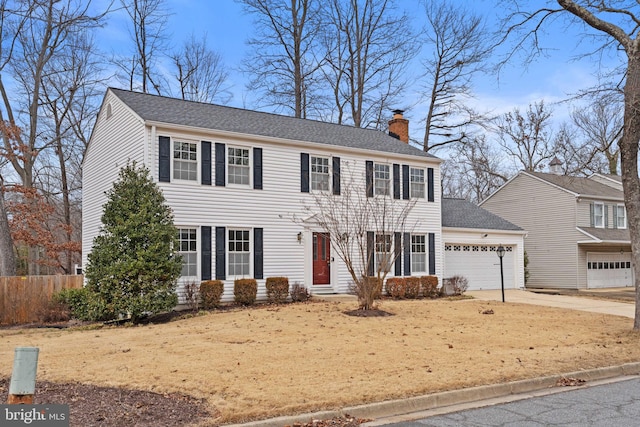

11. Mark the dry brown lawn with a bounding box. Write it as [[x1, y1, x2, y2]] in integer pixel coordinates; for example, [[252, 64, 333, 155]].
[[2, 298, 640, 425]]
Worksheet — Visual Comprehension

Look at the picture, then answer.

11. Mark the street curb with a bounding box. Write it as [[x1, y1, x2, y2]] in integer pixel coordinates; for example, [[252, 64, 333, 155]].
[[225, 362, 640, 427]]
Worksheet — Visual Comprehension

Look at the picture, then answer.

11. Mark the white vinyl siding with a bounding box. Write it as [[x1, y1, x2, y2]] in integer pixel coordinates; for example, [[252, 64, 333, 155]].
[[173, 141, 198, 181], [410, 168, 425, 198], [311, 156, 330, 191], [178, 228, 197, 277], [374, 164, 390, 196], [411, 234, 426, 273]]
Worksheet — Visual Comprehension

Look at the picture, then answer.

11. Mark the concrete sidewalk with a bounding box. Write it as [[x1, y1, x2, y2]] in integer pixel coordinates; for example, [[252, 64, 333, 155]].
[[466, 289, 635, 319]]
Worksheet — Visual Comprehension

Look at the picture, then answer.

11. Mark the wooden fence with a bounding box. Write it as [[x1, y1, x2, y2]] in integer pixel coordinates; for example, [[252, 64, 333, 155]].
[[0, 275, 83, 325]]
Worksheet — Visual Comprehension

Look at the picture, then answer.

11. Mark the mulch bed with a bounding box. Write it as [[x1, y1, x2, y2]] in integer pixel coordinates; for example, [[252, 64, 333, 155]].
[[0, 377, 213, 426]]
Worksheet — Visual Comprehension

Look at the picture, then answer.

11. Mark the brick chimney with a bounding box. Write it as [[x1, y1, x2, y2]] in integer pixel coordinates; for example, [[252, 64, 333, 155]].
[[388, 109, 409, 143]]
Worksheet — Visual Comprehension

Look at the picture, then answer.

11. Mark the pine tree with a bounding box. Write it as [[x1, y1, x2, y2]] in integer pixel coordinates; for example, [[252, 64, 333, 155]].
[[85, 161, 181, 323]]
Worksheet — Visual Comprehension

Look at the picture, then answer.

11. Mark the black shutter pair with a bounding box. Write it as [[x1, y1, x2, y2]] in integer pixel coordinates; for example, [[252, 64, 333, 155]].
[[301, 153, 340, 194], [203, 226, 264, 281]]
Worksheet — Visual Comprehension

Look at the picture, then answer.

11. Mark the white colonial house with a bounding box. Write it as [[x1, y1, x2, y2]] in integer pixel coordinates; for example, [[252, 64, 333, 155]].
[[83, 89, 445, 301]]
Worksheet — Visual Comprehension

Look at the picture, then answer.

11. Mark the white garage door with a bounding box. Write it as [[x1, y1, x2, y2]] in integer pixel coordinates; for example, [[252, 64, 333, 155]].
[[444, 244, 515, 291], [587, 252, 633, 288]]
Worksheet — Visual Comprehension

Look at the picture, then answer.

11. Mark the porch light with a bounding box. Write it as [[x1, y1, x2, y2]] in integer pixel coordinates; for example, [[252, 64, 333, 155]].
[[496, 245, 505, 303], [297, 232, 302, 243]]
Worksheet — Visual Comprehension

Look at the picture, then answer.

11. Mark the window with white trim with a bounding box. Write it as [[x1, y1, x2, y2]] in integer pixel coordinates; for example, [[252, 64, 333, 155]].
[[375, 233, 392, 271], [410, 167, 425, 198], [594, 202, 604, 228], [228, 229, 250, 276], [173, 141, 198, 181], [311, 156, 330, 191], [178, 228, 197, 277], [411, 235, 426, 273], [228, 147, 250, 185], [374, 164, 390, 196], [617, 204, 627, 229]]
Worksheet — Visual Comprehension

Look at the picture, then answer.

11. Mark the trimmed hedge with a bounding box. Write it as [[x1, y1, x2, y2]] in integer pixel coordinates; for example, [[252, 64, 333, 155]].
[[404, 277, 421, 299], [266, 277, 289, 304], [200, 280, 224, 309], [234, 278, 258, 305], [385, 277, 406, 299], [290, 283, 311, 302], [421, 275, 440, 298]]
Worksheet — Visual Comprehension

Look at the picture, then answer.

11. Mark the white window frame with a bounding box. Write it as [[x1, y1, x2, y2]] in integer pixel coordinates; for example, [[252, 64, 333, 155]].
[[311, 155, 330, 191], [374, 163, 390, 196], [410, 167, 425, 199], [411, 234, 427, 273], [228, 228, 252, 278], [227, 146, 251, 186], [617, 204, 627, 229], [594, 202, 604, 228], [173, 140, 199, 181], [178, 228, 198, 278], [375, 233, 392, 272]]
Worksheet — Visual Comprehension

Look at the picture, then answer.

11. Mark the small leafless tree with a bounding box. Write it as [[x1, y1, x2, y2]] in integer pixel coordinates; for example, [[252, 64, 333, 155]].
[[240, 0, 323, 118], [493, 101, 556, 172], [296, 161, 418, 310], [419, 0, 492, 152], [171, 34, 232, 104]]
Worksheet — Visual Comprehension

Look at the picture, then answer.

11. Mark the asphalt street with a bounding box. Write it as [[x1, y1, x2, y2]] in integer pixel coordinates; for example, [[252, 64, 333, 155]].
[[381, 377, 640, 426]]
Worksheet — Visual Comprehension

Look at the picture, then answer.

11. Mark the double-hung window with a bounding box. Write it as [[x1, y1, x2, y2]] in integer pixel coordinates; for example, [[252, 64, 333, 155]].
[[228, 229, 250, 276], [375, 233, 392, 271], [616, 204, 627, 229], [593, 202, 604, 228], [410, 167, 425, 198], [173, 141, 198, 181], [374, 164, 390, 196], [411, 235, 427, 273], [311, 156, 330, 191], [228, 147, 250, 185], [178, 228, 197, 277]]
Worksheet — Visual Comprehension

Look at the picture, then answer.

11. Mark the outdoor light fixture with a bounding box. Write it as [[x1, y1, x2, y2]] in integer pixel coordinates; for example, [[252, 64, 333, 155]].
[[496, 245, 506, 303], [297, 232, 302, 243]]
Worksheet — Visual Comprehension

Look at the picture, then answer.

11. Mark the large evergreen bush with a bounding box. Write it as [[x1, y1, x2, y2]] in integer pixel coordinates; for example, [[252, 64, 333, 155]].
[[84, 162, 182, 323]]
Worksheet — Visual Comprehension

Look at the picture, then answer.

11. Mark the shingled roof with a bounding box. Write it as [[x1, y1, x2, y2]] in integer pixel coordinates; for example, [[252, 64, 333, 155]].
[[110, 88, 437, 160], [526, 171, 623, 200], [442, 198, 523, 231]]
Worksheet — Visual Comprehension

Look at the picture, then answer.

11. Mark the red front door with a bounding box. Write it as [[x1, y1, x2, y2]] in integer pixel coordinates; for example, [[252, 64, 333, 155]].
[[313, 232, 330, 285]]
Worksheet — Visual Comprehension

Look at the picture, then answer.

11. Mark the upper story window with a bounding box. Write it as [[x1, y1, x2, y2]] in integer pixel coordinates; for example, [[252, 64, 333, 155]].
[[173, 141, 198, 181], [228, 147, 250, 185], [374, 164, 390, 196], [593, 202, 604, 228], [311, 156, 330, 191], [178, 228, 197, 277], [410, 167, 425, 198], [616, 204, 627, 229]]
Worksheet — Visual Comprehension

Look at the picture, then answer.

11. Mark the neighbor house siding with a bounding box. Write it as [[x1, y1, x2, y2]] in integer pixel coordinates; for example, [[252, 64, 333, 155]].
[[481, 174, 581, 289], [82, 92, 146, 269]]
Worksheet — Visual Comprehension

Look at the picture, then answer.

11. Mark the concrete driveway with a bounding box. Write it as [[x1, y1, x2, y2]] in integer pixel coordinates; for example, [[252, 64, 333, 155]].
[[466, 289, 635, 319]]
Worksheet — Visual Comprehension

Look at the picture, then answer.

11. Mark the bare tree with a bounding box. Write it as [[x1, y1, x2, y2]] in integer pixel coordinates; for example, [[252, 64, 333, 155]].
[[295, 161, 417, 310], [240, 0, 323, 118], [499, 1, 640, 328], [321, 0, 417, 128], [117, 0, 170, 94], [171, 34, 231, 104], [419, 0, 492, 152], [493, 101, 556, 172]]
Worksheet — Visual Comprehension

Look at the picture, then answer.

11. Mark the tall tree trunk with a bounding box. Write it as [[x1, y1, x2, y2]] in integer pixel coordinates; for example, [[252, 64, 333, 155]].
[[0, 184, 16, 276]]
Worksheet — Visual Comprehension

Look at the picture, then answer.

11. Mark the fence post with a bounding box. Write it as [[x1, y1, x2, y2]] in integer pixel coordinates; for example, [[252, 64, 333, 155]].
[[7, 347, 39, 404]]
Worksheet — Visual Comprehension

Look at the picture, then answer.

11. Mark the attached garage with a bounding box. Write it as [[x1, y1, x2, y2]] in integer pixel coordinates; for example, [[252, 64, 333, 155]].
[[442, 198, 526, 291], [587, 252, 633, 288]]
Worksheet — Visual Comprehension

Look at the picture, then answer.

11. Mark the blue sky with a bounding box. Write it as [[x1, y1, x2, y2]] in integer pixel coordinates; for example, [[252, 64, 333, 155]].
[[95, 0, 619, 144]]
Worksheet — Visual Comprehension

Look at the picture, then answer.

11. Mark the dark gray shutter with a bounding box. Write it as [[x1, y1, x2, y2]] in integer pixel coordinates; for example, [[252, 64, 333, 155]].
[[427, 167, 435, 202], [404, 232, 411, 276], [215, 226, 226, 280], [613, 205, 618, 229], [428, 233, 435, 275], [201, 141, 212, 185], [215, 143, 226, 186], [332, 156, 341, 195], [604, 205, 609, 228], [402, 165, 409, 200], [253, 147, 263, 190], [366, 161, 374, 197], [393, 163, 401, 199], [254, 228, 264, 279], [301, 153, 310, 193], [201, 226, 212, 280], [367, 231, 375, 276], [394, 232, 402, 276], [590, 203, 594, 227], [159, 136, 171, 182]]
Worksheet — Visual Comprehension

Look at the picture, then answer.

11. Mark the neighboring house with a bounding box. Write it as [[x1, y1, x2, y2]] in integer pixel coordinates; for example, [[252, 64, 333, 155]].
[[83, 89, 443, 301], [442, 198, 526, 291], [481, 171, 631, 289]]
